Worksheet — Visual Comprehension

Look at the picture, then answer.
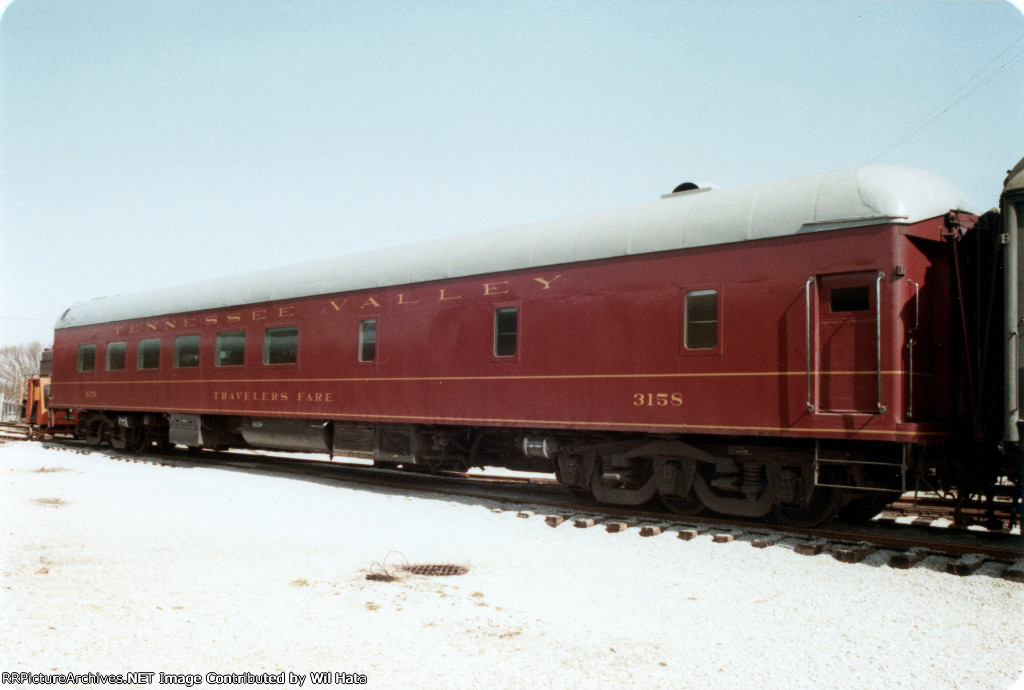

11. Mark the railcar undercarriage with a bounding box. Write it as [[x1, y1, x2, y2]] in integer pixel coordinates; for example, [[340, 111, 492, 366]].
[[528, 433, 909, 528], [69, 409, 1020, 529]]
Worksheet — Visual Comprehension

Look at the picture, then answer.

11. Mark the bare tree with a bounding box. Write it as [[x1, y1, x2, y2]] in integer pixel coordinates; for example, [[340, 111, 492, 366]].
[[0, 342, 44, 403]]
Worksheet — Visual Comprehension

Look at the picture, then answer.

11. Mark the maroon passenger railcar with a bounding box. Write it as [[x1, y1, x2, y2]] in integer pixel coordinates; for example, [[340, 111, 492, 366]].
[[47, 164, 1024, 526]]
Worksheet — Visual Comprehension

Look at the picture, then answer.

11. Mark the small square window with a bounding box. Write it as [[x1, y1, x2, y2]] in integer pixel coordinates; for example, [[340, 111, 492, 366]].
[[359, 320, 377, 362], [685, 290, 718, 350], [216, 331, 245, 367], [830, 286, 870, 313], [106, 342, 126, 371], [174, 335, 200, 368], [77, 344, 96, 372], [494, 307, 518, 357], [264, 326, 298, 365], [138, 338, 161, 370]]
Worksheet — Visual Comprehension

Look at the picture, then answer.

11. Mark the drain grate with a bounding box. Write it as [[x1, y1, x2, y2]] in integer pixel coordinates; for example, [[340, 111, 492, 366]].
[[365, 563, 469, 581], [364, 551, 469, 582], [403, 564, 469, 577], [365, 572, 398, 582]]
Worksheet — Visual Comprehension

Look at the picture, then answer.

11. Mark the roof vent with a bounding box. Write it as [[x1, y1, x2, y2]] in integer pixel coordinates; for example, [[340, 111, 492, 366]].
[[661, 182, 713, 200]]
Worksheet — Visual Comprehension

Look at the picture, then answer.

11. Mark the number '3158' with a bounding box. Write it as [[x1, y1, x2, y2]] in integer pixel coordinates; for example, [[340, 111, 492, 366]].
[[633, 393, 683, 407]]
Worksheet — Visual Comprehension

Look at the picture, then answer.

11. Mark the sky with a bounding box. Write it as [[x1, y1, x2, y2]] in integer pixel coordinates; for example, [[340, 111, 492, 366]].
[[1, 0, 1022, 348]]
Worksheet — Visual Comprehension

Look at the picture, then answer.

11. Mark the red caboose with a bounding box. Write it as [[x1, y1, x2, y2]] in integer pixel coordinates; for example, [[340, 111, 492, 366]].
[[47, 165, 1021, 525]]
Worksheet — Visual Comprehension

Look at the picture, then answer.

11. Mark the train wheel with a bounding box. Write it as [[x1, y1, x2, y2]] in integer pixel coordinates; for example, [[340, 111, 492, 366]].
[[661, 491, 708, 516], [565, 486, 598, 503], [590, 458, 659, 507], [126, 427, 150, 454], [84, 419, 107, 447], [109, 426, 128, 451], [772, 486, 841, 528], [555, 455, 597, 503], [554, 466, 596, 503], [654, 457, 707, 516]]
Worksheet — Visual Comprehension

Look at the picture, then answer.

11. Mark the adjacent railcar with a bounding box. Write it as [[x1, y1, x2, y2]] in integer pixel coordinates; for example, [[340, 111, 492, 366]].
[[22, 376, 77, 439], [47, 164, 1023, 526]]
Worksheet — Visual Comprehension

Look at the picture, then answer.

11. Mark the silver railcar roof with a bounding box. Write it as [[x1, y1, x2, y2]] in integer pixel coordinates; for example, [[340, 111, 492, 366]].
[[56, 165, 976, 329]]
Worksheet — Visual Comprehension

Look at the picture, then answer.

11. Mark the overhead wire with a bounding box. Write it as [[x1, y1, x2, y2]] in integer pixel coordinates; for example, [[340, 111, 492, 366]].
[[869, 33, 1024, 162]]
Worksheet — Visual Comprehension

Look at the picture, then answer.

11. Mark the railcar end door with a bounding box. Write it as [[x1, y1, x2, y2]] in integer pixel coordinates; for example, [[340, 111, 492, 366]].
[[816, 271, 883, 414]]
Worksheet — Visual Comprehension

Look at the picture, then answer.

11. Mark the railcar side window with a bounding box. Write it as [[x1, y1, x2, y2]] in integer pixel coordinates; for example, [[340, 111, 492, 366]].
[[685, 290, 718, 350], [264, 326, 298, 365], [359, 319, 377, 362], [77, 345, 96, 372], [830, 286, 870, 312], [494, 307, 518, 357], [106, 342, 126, 371], [174, 335, 200, 368], [216, 331, 245, 367], [138, 338, 161, 369]]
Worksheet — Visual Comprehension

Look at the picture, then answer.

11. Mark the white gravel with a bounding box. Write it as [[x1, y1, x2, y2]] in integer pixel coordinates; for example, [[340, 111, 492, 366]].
[[1, 441, 1022, 690]]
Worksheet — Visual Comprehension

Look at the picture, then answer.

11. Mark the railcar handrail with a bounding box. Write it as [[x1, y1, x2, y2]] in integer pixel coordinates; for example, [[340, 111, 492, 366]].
[[876, 271, 887, 414], [907, 279, 919, 419], [805, 276, 816, 414]]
